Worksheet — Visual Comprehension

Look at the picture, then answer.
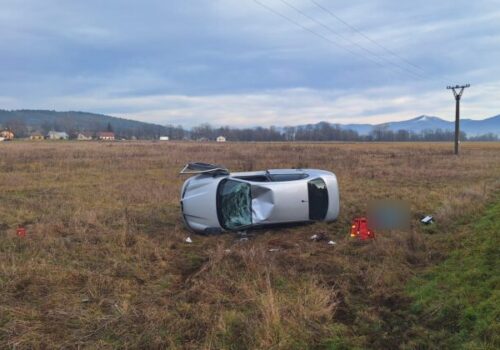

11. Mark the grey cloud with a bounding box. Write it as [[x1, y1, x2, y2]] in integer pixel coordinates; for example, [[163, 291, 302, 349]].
[[0, 0, 498, 125]]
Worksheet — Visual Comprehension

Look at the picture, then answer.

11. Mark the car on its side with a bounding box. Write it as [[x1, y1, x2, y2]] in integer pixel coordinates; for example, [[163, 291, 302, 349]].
[[180, 163, 340, 234]]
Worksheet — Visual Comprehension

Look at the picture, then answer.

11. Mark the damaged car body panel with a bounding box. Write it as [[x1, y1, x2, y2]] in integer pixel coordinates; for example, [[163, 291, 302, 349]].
[[180, 165, 340, 234], [250, 181, 309, 224]]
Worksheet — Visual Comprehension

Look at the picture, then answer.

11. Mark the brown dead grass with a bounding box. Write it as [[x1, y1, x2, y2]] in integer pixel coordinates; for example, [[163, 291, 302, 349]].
[[0, 141, 499, 349]]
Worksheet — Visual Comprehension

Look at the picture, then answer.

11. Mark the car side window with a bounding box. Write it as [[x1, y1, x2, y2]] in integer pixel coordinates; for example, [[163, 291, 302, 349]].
[[308, 178, 328, 220]]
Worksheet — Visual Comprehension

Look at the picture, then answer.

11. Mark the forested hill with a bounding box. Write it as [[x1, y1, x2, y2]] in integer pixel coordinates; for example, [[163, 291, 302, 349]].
[[0, 110, 169, 139]]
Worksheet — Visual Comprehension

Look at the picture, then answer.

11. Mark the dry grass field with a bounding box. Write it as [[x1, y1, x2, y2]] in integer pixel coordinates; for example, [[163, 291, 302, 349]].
[[0, 141, 499, 349]]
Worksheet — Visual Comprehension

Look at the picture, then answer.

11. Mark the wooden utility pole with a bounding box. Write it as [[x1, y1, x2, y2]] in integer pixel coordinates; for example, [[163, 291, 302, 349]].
[[447, 84, 470, 155]]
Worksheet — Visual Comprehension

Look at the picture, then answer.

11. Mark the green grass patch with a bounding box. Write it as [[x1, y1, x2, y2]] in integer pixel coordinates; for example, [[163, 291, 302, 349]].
[[406, 199, 500, 349]]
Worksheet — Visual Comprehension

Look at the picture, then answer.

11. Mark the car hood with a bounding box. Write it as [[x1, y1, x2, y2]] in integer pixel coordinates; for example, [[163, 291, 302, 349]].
[[181, 175, 224, 233]]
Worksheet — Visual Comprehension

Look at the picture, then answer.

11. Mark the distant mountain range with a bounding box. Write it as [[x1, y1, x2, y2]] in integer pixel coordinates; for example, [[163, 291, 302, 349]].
[[0, 109, 499, 138], [311, 115, 500, 136]]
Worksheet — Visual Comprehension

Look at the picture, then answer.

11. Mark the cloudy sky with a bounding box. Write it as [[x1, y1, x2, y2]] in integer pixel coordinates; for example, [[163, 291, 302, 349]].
[[1, 0, 499, 127]]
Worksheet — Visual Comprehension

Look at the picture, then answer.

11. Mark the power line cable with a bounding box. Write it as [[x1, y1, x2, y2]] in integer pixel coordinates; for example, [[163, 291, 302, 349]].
[[278, 0, 426, 79], [309, 1, 456, 87], [253, 0, 425, 81], [252, 0, 386, 68], [309, 0, 427, 74]]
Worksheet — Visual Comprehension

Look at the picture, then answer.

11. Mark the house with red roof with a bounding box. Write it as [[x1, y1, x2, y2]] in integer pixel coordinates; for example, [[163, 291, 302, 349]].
[[97, 132, 115, 141]]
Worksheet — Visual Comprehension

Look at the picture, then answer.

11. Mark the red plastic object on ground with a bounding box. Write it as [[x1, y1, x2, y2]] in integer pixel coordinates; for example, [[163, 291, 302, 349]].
[[16, 227, 26, 238], [350, 217, 375, 240]]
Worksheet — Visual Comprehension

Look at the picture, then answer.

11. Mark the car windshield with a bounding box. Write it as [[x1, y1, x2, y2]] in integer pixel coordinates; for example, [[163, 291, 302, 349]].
[[308, 178, 329, 220], [217, 179, 252, 229]]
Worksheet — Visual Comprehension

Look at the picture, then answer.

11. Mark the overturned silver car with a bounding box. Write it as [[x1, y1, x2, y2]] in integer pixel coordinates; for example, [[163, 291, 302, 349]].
[[180, 163, 340, 234]]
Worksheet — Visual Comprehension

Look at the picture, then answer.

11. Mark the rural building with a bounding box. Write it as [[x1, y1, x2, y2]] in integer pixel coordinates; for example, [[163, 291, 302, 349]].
[[97, 132, 115, 141], [47, 131, 69, 140], [159, 136, 169, 141], [216, 136, 227, 143], [77, 132, 93, 141], [30, 132, 44, 141], [0, 130, 15, 141]]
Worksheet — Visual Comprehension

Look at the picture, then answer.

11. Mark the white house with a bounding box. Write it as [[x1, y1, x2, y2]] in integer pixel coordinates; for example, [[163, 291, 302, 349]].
[[77, 132, 93, 141], [216, 136, 226, 143], [47, 131, 69, 140], [159, 136, 169, 141]]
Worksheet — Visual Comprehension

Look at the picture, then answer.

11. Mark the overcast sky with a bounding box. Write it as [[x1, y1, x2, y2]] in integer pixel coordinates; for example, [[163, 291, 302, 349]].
[[1, 0, 499, 126]]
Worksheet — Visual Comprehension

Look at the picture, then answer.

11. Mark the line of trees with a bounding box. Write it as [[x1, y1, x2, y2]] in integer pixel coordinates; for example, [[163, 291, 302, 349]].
[[174, 123, 498, 142], [1, 118, 498, 142]]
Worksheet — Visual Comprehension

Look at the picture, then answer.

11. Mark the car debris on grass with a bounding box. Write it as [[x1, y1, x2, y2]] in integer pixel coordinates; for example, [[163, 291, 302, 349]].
[[421, 215, 434, 224]]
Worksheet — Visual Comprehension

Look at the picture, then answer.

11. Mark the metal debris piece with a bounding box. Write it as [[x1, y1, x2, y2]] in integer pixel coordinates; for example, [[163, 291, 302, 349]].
[[310, 232, 328, 242], [421, 216, 434, 224]]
